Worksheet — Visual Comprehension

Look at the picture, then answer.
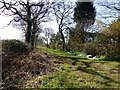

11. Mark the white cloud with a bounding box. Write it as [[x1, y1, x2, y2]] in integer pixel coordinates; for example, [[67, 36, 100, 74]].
[[42, 20, 59, 33], [0, 16, 23, 40], [0, 26, 23, 40]]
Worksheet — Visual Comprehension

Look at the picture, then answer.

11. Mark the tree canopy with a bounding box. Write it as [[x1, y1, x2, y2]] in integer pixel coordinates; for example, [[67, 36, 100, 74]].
[[73, 0, 96, 30], [69, 0, 96, 46]]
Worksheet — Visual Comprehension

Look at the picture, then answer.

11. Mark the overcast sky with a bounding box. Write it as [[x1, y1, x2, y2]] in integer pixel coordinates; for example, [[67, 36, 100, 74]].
[[0, 0, 119, 40]]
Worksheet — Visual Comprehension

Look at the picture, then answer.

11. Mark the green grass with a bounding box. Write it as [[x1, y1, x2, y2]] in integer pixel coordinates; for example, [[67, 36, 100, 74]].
[[39, 61, 119, 88], [40, 64, 79, 88], [39, 47, 71, 56], [38, 47, 87, 59], [38, 47, 107, 60], [4, 46, 119, 88], [37, 47, 120, 88]]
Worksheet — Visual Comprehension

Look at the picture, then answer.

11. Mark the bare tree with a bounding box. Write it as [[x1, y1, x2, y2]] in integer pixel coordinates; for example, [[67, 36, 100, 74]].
[[44, 28, 54, 48], [52, 1, 74, 50], [0, 0, 54, 49]]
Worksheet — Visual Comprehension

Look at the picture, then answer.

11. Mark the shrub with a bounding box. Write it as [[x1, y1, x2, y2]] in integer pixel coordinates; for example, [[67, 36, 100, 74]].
[[66, 43, 83, 52], [83, 43, 97, 55], [2, 39, 30, 58], [2, 39, 31, 88], [83, 42, 120, 60], [104, 44, 120, 59]]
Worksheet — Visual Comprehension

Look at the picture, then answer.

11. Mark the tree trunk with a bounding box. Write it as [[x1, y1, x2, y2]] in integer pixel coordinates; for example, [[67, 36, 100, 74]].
[[25, 21, 32, 45], [31, 19, 38, 49], [46, 39, 49, 48], [25, 1, 32, 48], [60, 31, 65, 51], [31, 33, 35, 50]]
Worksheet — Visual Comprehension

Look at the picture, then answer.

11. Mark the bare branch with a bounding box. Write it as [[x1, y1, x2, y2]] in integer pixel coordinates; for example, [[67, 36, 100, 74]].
[[52, 1, 74, 50], [1, 19, 14, 29]]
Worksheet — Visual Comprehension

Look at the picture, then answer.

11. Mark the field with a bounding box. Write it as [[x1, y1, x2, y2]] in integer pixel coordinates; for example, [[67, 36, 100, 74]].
[[3, 47, 120, 89], [37, 47, 120, 88]]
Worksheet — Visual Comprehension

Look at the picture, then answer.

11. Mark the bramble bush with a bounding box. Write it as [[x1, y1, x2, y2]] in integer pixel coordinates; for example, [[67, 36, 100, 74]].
[[2, 39, 30, 57], [2, 39, 31, 70]]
